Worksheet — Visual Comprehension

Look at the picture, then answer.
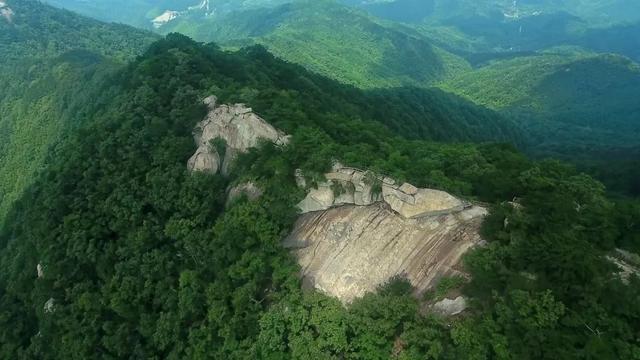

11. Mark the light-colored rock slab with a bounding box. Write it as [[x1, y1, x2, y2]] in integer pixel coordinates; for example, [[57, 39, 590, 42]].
[[44, 298, 55, 314], [285, 203, 487, 303], [399, 183, 419, 195], [297, 185, 335, 213], [432, 296, 468, 316], [390, 189, 465, 219]]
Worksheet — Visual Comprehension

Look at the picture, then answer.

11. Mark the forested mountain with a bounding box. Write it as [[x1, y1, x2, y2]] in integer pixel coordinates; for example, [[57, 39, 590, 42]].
[[38, 1, 640, 172], [159, 0, 471, 88], [43, 0, 472, 88], [1, 1, 639, 359], [0, 0, 157, 224], [441, 50, 640, 150], [1, 30, 639, 359], [347, 0, 640, 27], [42, 0, 291, 29]]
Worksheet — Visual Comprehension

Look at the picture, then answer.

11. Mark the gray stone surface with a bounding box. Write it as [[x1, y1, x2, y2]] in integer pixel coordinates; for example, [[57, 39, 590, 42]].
[[44, 298, 55, 314], [432, 296, 468, 316], [0, 1, 13, 23]]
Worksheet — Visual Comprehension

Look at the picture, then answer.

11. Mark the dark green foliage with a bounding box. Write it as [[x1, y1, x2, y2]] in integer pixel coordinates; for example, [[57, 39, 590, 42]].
[[0, 0, 157, 224], [0, 14, 638, 360]]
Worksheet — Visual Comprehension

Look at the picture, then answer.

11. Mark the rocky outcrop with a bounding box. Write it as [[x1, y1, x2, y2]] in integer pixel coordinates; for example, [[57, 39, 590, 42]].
[[285, 200, 487, 303], [44, 298, 55, 314], [37, 263, 44, 278], [432, 296, 468, 316], [152, 10, 180, 28], [188, 96, 289, 175], [297, 165, 468, 219], [0, 1, 13, 23], [608, 249, 640, 284]]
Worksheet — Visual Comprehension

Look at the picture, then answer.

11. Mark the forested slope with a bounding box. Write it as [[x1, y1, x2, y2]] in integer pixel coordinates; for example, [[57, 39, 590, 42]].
[[1, 33, 639, 359], [160, 0, 471, 88], [0, 0, 157, 223]]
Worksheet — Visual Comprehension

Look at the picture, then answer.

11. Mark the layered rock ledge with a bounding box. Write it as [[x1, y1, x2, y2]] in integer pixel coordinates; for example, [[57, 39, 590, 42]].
[[297, 165, 468, 219]]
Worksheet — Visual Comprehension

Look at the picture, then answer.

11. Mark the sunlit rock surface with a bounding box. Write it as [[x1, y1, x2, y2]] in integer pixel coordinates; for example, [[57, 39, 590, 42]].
[[286, 195, 487, 303], [188, 96, 289, 175]]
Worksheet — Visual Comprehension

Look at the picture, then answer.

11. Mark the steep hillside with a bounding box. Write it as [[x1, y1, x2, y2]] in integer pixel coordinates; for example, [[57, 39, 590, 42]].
[[160, 0, 472, 88], [440, 49, 640, 156], [0, 0, 156, 223], [347, 0, 640, 63]]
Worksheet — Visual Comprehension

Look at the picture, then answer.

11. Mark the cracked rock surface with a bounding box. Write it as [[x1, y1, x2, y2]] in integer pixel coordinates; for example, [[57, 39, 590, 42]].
[[285, 202, 487, 303]]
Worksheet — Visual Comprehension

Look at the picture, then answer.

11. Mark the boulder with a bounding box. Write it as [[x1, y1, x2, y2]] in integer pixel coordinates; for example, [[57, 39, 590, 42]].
[[399, 183, 419, 195], [432, 296, 468, 316], [44, 298, 55, 314], [297, 184, 335, 213], [386, 188, 465, 219], [187, 147, 220, 174]]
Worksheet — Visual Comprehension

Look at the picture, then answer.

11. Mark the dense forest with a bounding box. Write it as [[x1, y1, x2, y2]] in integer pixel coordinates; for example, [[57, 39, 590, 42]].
[[1, 1, 639, 359], [38, 0, 640, 195], [0, 0, 156, 223], [1, 31, 639, 359]]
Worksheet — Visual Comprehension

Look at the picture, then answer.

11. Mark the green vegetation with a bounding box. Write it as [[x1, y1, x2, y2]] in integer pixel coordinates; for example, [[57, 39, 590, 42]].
[[423, 275, 466, 302], [161, 0, 472, 88], [0, 0, 157, 224], [0, 2, 638, 359], [0, 33, 638, 359], [439, 48, 640, 191]]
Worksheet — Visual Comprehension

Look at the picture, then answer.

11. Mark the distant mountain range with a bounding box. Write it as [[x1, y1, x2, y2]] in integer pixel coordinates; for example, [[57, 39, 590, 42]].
[[37, 0, 640, 190]]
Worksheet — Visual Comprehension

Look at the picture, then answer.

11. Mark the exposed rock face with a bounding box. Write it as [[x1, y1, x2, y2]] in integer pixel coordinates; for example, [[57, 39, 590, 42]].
[[608, 249, 640, 284], [226, 181, 263, 207], [432, 296, 468, 316], [285, 201, 487, 303], [37, 263, 44, 278], [44, 298, 55, 314], [0, 1, 13, 23], [188, 96, 289, 175], [297, 166, 467, 219]]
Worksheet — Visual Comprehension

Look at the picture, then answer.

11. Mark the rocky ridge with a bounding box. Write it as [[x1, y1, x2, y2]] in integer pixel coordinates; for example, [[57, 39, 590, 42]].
[[297, 164, 468, 219], [288, 165, 487, 304], [188, 95, 289, 175], [185, 102, 484, 307]]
